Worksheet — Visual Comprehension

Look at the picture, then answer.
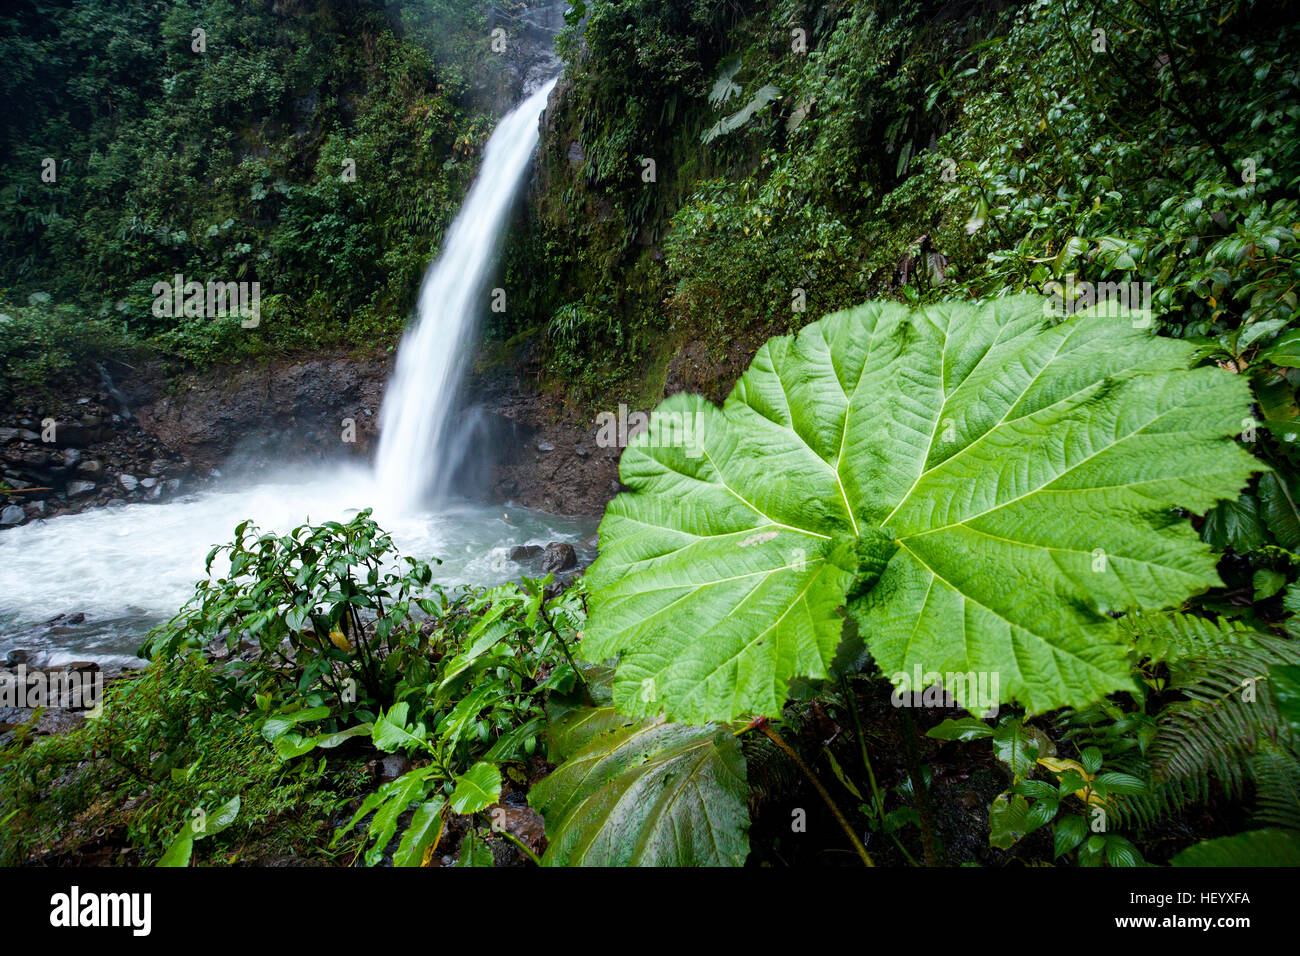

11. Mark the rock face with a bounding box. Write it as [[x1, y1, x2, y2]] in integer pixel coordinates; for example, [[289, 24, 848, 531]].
[[135, 353, 389, 471]]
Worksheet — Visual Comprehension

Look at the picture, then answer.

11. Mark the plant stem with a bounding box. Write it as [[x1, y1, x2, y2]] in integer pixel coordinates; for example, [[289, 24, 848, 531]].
[[757, 720, 874, 867], [498, 828, 544, 866], [898, 707, 942, 866], [537, 603, 591, 700], [840, 677, 918, 866]]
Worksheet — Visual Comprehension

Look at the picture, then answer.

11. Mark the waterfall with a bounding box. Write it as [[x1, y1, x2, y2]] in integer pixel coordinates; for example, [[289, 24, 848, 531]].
[[374, 78, 557, 512]]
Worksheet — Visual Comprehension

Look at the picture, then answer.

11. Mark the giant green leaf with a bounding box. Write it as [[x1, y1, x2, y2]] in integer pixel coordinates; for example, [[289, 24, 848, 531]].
[[529, 707, 749, 866], [583, 297, 1257, 722]]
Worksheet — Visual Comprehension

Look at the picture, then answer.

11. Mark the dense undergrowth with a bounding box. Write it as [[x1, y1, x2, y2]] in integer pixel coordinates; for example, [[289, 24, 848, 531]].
[[0, 0, 502, 380], [1, 511, 588, 866], [502, 0, 1299, 406], [5, 0, 1300, 868]]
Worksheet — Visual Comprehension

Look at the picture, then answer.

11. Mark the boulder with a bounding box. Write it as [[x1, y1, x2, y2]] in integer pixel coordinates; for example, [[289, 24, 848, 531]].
[[1, 504, 24, 526], [66, 480, 96, 497], [541, 542, 577, 573], [118, 474, 138, 491], [508, 544, 544, 562]]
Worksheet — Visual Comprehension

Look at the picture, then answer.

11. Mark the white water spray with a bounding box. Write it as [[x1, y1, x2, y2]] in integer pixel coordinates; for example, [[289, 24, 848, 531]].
[[375, 79, 557, 512]]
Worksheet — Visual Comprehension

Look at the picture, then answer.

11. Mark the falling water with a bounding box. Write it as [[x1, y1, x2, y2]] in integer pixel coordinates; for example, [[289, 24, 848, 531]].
[[374, 78, 557, 512], [0, 78, 601, 664]]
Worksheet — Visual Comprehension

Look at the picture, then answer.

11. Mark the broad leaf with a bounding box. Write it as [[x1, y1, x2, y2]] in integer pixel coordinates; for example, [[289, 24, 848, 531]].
[[456, 831, 495, 867], [583, 297, 1256, 722], [392, 798, 446, 868], [156, 795, 241, 868], [529, 706, 749, 866], [449, 762, 501, 815], [926, 717, 995, 742], [372, 702, 428, 753]]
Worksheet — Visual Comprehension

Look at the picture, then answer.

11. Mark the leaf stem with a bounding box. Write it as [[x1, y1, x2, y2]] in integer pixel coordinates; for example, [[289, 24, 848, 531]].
[[537, 601, 591, 701], [898, 707, 942, 866], [840, 677, 918, 866], [757, 719, 874, 867], [497, 828, 544, 866]]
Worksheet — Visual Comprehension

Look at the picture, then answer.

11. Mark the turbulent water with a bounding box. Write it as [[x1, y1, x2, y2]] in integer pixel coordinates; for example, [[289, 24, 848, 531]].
[[0, 466, 594, 666], [0, 81, 587, 665], [375, 78, 558, 511]]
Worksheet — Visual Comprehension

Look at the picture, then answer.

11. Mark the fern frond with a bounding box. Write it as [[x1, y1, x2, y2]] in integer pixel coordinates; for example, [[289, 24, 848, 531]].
[[1251, 748, 1300, 830], [1119, 609, 1255, 665], [1152, 635, 1300, 791]]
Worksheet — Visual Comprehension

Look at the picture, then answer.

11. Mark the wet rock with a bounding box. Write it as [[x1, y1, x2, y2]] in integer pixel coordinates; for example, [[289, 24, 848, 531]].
[[106, 498, 126, 508], [1, 504, 23, 526], [66, 480, 96, 497], [4, 649, 30, 666], [0, 428, 17, 444], [24, 500, 45, 518], [76, 460, 102, 475], [536, 440, 555, 452], [541, 542, 577, 573], [508, 544, 544, 562], [118, 474, 138, 491], [62, 448, 81, 467], [140, 477, 157, 489], [376, 754, 412, 783], [487, 802, 547, 856]]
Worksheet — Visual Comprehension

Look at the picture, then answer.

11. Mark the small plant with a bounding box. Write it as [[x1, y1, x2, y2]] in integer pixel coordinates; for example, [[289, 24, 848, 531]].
[[143, 510, 444, 715]]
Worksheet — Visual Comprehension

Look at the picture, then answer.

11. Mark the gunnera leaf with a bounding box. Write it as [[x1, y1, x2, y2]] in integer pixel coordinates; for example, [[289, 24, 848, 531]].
[[582, 296, 1257, 723], [528, 706, 749, 866]]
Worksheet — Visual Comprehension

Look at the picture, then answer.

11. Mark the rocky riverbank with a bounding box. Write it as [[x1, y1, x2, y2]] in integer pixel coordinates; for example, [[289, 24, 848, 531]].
[[0, 344, 628, 529], [1, 374, 206, 528]]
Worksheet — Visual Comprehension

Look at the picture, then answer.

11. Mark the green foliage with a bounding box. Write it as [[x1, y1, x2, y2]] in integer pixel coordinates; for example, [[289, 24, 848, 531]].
[[1150, 635, 1300, 827], [0, 295, 137, 398], [583, 296, 1256, 723], [529, 691, 750, 866], [143, 510, 444, 713], [0, 654, 361, 865], [130, 512, 589, 867], [157, 795, 241, 868], [0, 0, 493, 368], [933, 713, 1148, 865]]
